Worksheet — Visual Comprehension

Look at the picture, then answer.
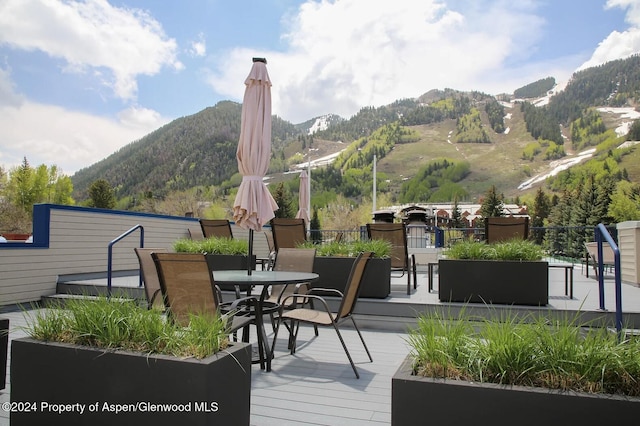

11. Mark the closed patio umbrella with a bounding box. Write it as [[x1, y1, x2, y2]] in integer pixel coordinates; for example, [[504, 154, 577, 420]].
[[233, 58, 279, 274], [295, 169, 310, 226]]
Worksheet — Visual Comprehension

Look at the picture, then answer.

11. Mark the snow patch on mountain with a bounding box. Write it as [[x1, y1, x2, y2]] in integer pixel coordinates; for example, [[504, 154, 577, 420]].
[[308, 115, 332, 135], [518, 149, 596, 191]]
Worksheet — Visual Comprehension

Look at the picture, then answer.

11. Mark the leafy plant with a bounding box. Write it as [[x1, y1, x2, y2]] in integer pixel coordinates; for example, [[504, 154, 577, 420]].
[[445, 240, 544, 261], [298, 239, 391, 258], [25, 296, 233, 359], [173, 236, 248, 255], [407, 310, 640, 396]]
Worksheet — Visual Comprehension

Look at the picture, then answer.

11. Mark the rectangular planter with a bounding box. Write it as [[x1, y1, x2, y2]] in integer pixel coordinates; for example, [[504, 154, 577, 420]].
[[392, 354, 640, 426], [11, 338, 252, 426], [0, 318, 7, 390], [310, 256, 391, 298], [438, 259, 549, 305]]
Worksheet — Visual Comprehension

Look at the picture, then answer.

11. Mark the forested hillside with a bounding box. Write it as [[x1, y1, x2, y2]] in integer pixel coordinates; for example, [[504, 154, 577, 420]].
[[71, 101, 299, 200], [70, 55, 640, 220]]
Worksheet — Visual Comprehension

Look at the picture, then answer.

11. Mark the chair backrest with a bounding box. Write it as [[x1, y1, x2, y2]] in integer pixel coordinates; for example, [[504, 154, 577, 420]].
[[484, 216, 529, 244], [270, 218, 307, 250], [200, 219, 233, 239], [152, 252, 218, 327], [134, 247, 168, 309], [366, 223, 408, 269], [585, 242, 615, 265], [271, 247, 316, 300], [336, 252, 372, 320], [188, 226, 205, 240], [264, 230, 276, 255], [273, 247, 316, 272]]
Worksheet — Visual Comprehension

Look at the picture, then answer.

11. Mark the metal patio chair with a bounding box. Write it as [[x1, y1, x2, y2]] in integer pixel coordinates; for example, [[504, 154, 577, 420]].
[[272, 251, 373, 379], [199, 219, 233, 239], [366, 223, 416, 295]]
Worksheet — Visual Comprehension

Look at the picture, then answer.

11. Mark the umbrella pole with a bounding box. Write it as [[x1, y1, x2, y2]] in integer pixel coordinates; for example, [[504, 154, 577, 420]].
[[248, 229, 254, 275]]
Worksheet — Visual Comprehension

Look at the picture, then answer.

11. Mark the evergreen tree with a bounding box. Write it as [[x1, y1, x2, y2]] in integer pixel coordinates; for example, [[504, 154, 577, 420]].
[[451, 197, 463, 228], [309, 207, 322, 243], [626, 119, 640, 141], [271, 182, 295, 218], [544, 190, 574, 255], [531, 188, 550, 244], [479, 185, 504, 222], [88, 179, 116, 209]]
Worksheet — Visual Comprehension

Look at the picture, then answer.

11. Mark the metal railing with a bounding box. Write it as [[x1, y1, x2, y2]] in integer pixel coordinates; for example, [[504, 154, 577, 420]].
[[107, 224, 144, 297], [595, 223, 623, 337]]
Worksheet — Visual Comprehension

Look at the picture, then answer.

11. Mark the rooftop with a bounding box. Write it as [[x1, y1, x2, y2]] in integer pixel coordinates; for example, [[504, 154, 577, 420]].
[[2, 263, 639, 425]]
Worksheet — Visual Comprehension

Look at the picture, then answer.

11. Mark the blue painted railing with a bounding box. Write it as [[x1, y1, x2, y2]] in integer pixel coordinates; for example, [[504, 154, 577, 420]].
[[107, 224, 144, 297], [595, 223, 623, 337]]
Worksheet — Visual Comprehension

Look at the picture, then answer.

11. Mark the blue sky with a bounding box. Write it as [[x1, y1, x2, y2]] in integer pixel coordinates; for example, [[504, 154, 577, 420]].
[[1, 0, 639, 175]]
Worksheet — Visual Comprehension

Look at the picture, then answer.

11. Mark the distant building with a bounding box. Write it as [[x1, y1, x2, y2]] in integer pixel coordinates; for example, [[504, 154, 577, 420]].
[[380, 203, 529, 228]]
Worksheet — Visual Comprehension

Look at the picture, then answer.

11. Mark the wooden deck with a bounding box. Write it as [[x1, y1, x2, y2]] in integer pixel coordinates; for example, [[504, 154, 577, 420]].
[[3, 264, 640, 425]]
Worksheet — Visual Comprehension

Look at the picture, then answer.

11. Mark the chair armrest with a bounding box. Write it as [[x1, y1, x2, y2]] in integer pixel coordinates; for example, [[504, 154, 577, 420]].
[[221, 295, 260, 316], [280, 293, 333, 315], [307, 288, 343, 298]]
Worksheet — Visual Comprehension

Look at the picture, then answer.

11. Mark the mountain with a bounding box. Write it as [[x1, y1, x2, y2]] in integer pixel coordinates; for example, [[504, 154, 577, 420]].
[[71, 101, 299, 200], [71, 55, 640, 204]]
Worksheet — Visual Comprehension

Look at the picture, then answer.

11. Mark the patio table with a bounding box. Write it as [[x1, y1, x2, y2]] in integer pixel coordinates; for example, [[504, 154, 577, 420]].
[[213, 270, 319, 371]]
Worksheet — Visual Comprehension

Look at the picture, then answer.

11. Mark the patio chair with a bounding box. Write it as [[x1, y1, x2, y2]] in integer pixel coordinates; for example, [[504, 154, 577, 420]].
[[188, 226, 205, 240], [257, 230, 276, 271], [584, 242, 615, 279], [272, 251, 373, 379], [270, 218, 307, 250], [484, 216, 529, 244], [134, 247, 168, 310], [200, 219, 233, 239], [266, 248, 317, 334], [366, 223, 416, 295], [152, 252, 268, 369]]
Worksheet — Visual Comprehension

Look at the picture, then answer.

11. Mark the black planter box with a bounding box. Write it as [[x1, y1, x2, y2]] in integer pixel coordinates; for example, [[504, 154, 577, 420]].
[[392, 354, 640, 426], [438, 259, 549, 306], [10, 339, 252, 426], [310, 256, 391, 298], [0, 317, 7, 390], [205, 254, 256, 271]]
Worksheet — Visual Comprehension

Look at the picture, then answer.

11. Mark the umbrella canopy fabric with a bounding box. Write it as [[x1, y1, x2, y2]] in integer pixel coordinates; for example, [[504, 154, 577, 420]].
[[295, 170, 310, 225], [233, 59, 278, 232]]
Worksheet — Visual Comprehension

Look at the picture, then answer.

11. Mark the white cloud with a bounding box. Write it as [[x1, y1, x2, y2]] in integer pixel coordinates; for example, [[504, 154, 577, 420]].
[[189, 33, 206, 57], [206, 0, 559, 123], [578, 28, 640, 70], [607, 0, 640, 26], [0, 64, 24, 107], [0, 0, 183, 100], [0, 102, 169, 175], [579, 0, 640, 70], [578, 0, 640, 70]]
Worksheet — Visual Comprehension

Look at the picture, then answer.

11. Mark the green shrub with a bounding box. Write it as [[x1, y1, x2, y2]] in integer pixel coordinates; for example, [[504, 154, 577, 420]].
[[407, 310, 640, 396], [25, 296, 232, 359], [173, 237, 248, 255], [298, 239, 391, 258], [445, 240, 544, 261]]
